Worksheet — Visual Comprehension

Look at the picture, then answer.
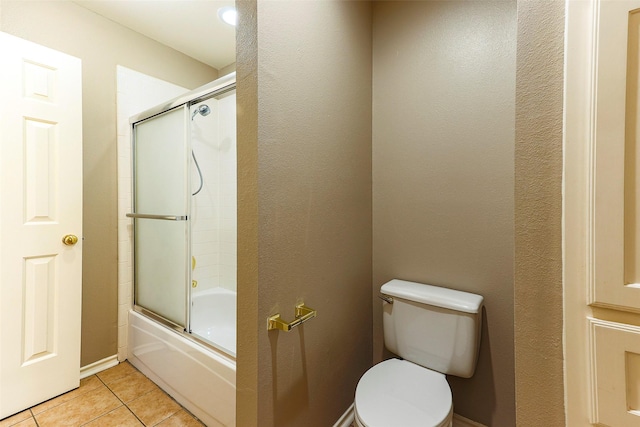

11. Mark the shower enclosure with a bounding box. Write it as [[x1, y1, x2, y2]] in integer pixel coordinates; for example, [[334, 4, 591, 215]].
[[126, 73, 236, 427]]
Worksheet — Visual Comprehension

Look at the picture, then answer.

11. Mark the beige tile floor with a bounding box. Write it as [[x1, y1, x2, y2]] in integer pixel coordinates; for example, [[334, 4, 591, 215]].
[[0, 361, 204, 427]]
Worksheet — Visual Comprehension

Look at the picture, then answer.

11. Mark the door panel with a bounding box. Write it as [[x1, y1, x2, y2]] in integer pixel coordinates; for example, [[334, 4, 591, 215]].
[[591, 0, 640, 312], [0, 32, 82, 418], [565, 0, 640, 424]]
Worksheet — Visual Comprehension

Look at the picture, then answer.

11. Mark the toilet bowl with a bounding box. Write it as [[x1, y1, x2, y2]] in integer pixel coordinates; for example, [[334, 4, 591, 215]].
[[354, 279, 483, 427], [354, 359, 453, 427]]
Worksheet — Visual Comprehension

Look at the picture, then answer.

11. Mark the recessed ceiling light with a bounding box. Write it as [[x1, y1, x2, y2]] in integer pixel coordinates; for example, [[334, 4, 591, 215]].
[[218, 6, 237, 27]]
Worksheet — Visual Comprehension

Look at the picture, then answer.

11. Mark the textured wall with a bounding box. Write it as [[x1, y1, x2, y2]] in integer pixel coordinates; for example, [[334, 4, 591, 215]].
[[236, 1, 373, 425], [372, 2, 516, 425], [0, 0, 217, 366], [514, 0, 565, 425], [236, 1, 259, 425]]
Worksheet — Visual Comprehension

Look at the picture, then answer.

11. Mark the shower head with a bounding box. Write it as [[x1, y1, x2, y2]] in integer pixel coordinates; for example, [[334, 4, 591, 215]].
[[191, 104, 211, 120]]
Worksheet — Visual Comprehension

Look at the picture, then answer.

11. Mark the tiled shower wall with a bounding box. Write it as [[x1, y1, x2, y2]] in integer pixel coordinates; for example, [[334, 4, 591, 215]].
[[116, 66, 188, 361], [217, 93, 237, 292]]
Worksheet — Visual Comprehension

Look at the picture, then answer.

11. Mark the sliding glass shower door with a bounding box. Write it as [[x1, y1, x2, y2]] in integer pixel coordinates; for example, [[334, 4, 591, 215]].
[[130, 105, 190, 327]]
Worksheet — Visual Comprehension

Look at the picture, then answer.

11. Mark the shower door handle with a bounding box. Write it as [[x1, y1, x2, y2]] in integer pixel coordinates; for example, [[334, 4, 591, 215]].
[[126, 213, 188, 221]]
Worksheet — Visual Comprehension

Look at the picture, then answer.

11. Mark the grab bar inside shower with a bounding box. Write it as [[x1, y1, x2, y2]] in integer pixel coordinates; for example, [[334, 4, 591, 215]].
[[126, 213, 188, 221]]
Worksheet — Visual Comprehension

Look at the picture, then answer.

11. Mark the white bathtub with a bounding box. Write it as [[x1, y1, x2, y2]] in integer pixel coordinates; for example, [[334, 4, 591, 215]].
[[191, 288, 236, 357], [128, 288, 236, 427]]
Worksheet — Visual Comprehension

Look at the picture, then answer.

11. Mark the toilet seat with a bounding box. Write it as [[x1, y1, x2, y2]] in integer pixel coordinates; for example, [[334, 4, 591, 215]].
[[354, 358, 453, 427]]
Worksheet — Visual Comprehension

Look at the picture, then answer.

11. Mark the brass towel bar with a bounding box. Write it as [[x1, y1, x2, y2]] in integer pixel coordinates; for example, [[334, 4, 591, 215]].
[[267, 303, 317, 331]]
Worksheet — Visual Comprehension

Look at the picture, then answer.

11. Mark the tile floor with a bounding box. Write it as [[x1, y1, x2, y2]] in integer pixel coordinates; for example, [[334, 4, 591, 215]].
[[0, 361, 204, 427]]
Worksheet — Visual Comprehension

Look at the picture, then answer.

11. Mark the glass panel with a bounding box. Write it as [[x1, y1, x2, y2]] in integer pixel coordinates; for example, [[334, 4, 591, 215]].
[[135, 107, 188, 215], [133, 106, 189, 327], [189, 89, 237, 355], [134, 220, 187, 325]]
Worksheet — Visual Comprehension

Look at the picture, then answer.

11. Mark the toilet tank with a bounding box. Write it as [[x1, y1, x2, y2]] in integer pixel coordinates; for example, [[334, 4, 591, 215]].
[[381, 279, 483, 378]]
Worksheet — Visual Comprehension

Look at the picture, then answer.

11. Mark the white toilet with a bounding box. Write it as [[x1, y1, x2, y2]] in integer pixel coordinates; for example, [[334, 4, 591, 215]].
[[354, 279, 484, 427]]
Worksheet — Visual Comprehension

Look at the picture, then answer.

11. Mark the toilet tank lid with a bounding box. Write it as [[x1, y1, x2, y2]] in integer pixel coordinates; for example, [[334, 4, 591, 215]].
[[381, 279, 484, 314]]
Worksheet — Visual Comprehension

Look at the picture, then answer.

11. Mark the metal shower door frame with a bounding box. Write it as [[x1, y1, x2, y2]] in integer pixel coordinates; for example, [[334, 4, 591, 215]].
[[128, 73, 236, 336]]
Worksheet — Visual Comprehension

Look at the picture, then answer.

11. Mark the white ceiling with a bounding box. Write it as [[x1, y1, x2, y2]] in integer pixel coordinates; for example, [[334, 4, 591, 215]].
[[74, 0, 236, 70]]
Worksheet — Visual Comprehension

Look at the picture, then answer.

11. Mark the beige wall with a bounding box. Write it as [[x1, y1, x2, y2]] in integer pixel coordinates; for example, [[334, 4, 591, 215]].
[[514, 0, 565, 425], [0, 0, 218, 366], [237, 1, 373, 425], [239, 2, 567, 424], [236, 1, 259, 424], [371, 2, 516, 425]]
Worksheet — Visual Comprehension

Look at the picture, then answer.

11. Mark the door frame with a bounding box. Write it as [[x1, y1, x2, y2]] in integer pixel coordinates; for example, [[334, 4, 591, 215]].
[[564, 0, 597, 423]]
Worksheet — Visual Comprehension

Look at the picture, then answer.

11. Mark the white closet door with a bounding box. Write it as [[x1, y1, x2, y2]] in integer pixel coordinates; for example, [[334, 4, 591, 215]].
[[565, 1, 640, 425]]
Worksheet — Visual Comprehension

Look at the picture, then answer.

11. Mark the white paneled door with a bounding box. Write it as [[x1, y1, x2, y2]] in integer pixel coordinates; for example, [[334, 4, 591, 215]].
[[565, 1, 640, 425], [0, 32, 82, 418]]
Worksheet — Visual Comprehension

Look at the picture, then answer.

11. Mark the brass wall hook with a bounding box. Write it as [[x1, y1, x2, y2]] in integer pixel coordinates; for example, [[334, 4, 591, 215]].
[[267, 303, 317, 331]]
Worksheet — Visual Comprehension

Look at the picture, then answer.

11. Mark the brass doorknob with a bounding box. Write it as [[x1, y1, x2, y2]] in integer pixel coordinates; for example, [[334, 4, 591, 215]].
[[62, 234, 78, 246]]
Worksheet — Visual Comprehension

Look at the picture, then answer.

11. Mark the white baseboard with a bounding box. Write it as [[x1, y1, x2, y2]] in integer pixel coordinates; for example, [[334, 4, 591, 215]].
[[333, 403, 354, 427], [453, 413, 488, 427], [79, 355, 119, 379], [332, 405, 486, 427]]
